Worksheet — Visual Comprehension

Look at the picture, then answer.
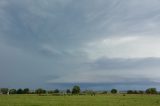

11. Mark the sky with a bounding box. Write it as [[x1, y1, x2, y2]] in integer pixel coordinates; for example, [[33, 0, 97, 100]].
[[1, 0, 160, 90]]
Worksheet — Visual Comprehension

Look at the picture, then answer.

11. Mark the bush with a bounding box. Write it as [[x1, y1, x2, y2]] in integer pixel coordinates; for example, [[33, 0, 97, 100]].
[[52, 93, 61, 96], [127, 90, 134, 94], [111, 89, 118, 94], [127, 90, 144, 94], [83, 90, 96, 96], [102, 91, 108, 94]]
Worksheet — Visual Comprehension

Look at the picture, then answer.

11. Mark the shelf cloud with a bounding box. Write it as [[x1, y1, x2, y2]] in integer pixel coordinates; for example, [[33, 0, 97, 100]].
[[1, 0, 160, 89]]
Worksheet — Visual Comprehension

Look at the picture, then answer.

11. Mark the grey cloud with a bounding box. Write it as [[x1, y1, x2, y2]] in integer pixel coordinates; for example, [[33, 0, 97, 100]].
[[90, 58, 160, 70], [1, 0, 160, 89], [1, 0, 160, 52]]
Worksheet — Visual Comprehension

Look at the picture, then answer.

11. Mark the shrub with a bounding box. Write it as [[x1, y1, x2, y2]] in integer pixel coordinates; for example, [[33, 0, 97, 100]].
[[111, 89, 118, 94]]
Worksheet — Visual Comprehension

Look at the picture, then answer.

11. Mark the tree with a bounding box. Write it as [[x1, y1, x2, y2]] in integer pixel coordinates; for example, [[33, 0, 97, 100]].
[[48, 90, 54, 94], [17, 88, 23, 94], [127, 90, 134, 94], [66, 89, 71, 94], [54, 89, 60, 93], [35, 88, 46, 95], [139, 90, 144, 94], [23, 88, 30, 94], [72, 85, 80, 94], [133, 90, 138, 94], [111, 89, 118, 94], [127, 90, 144, 94], [0, 88, 9, 94], [9, 89, 17, 94], [145, 88, 157, 94]]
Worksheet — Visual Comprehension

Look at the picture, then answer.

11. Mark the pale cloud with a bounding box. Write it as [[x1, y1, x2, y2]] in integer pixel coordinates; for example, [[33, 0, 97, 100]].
[[84, 36, 160, 60], [1, 0, 160, 89]]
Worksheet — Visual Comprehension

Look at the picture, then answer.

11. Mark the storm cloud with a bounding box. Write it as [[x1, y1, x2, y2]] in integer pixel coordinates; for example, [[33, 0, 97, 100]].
[[1, 0, 160, 89]]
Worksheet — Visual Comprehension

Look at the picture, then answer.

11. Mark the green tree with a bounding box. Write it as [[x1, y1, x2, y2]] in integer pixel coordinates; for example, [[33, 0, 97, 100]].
[[139, 90, 144, 94], [66, 89, 71, 94], [35, 88, 46, 95], [54, 89, 60, 93], [127, 90, 134, 94], [9, 89, 17, 94], [133, 90, 138, 94], [145, 88, 157, 94], [23, 88, 30, 94], [111, 89, 118, 94], [48, 90, 54, 94], [72, 85, 80, 94], [0, 88, 9, 94], [17, 88, 23, 94]]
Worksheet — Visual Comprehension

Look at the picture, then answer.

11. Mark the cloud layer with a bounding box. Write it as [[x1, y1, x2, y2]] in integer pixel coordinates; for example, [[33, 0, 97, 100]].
[[1, 0, 160, 89]]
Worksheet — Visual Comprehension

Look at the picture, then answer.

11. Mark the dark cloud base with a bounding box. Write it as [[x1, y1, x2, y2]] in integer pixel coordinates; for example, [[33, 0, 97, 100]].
[[1, 0, 160, 89], [46, 82, 160, 91]]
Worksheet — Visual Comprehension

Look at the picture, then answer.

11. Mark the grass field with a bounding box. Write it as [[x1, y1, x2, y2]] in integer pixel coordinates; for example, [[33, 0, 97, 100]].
[[0, 94, 160, 106]]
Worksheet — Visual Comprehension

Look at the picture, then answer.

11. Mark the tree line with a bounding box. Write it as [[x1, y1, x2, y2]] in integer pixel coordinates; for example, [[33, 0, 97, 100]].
[[0, 86, 159, 95], [0, 85, 81, 95], [127, 88, 158, 94]]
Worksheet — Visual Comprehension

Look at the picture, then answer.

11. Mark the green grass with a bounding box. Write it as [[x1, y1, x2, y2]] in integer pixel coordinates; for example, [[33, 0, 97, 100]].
[[0, 94, 160, 106]]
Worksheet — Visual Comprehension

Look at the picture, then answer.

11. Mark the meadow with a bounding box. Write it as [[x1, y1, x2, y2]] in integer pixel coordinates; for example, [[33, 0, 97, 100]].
[[0, 94, 160, 106]]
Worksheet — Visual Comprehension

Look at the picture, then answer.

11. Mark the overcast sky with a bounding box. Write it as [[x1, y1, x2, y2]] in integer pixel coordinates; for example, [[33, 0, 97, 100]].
[[1, 0, 160, 89]]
